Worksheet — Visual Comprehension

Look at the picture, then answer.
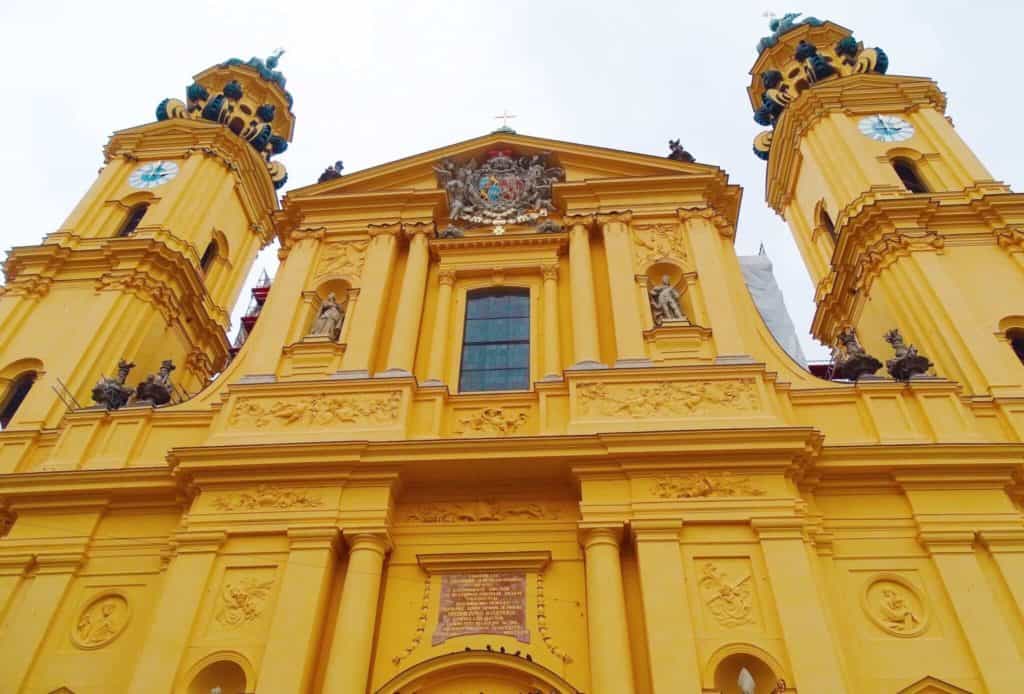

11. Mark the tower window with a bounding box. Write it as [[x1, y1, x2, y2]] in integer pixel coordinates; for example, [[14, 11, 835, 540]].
[[117, 204, 148, 237], [0, 371, 36, 429], [818, 205, 837, 241], [200, 241, 218, 273], [1008, 329, 1024, 365], [459, 289, 530, 392], [893, 158, 929, 193]]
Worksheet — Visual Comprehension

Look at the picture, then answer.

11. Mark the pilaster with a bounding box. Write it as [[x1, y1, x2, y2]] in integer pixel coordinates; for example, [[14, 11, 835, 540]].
[[381, 223, 434, 377], [566, 216, 602, 368], [340, 225, 400, 377], [424, 268, 456, 385], [541, 263, 562, 379], [597, 212, 649, 366]]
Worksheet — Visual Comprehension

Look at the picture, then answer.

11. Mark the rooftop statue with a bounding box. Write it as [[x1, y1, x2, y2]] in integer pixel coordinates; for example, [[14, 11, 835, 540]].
[[318, 161, 344, 184], [667, 139, 696, 163], [831, 327, 882, 381], [884, 329, 933, 381], [91, 359, 135, 410], [756, 11, 824, 53], [136, 359, 176, 406]]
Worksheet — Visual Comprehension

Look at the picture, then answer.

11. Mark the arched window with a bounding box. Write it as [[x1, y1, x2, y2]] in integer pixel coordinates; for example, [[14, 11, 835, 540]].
[[1008, 329, 1024, 365], [818, 205, 837, 241], [459, 288, 530, 392], [200, 240, 218, 273], [0, 371, 37, 429], [117, 204, 148, 237], [893, 158, 929, 193]]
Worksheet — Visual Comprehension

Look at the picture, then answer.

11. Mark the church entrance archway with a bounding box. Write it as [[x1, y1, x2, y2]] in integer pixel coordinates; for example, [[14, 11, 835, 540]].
[[375, 650, 581, 694]]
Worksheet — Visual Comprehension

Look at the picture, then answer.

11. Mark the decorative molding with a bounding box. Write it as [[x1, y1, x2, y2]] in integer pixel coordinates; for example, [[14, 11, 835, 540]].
[[536, 572, 573, 663], [679, 206, 733, 237], [71, 592, 131, 649], [211, 484, 324, 511], [632, 222, 688, 270], [215, 575, 275, 628], [862, 573, 928, 637], [404, 500, 561, 523], [228, 391, 402, 428], [417, 550, 551, 575], [392, 574, 432, 665], [596, 211, 633, 226], [540, 263, 559, 281], [651, 473, 766, 499], [315, 238, 369, 279], [699, 562, 755, 627], [576, 379, 759, 418], [438, 268, 457, 286], [455, 407, 529, 435]]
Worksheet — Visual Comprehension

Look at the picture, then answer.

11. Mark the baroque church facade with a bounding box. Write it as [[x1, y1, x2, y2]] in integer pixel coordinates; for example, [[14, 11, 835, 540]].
[[1, 15, 1024, 694]]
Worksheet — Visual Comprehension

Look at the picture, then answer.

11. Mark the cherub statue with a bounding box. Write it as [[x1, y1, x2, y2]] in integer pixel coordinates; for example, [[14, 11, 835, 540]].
[[649, 275, 686, 324], [309, 292, 344, 340]]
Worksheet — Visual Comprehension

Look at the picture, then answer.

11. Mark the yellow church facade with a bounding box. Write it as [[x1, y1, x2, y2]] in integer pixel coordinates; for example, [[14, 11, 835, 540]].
[[1, 16, 1023, 694]]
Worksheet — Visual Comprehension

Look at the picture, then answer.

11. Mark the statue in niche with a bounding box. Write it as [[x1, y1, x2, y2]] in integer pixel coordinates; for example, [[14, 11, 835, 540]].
[[649, 275, 686, 324], [831, 327, 882, 381], [91, 358, 135, 410], [738, 667, 756, 694], [309, 292, 344, 340], [879, 587, 921, 633], [884, 328, 933, 381], [135, 359, 175, 405]]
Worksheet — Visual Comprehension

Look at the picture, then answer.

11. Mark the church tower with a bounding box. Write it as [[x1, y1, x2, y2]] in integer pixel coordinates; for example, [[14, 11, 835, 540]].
[[0, 53, 291, 429], [750, 15, 1024, 399]]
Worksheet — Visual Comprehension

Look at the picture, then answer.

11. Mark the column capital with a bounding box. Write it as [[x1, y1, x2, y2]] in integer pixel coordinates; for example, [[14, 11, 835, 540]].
[[579, 523, 626, 549], [438, 267, 457, 286], [0, 554, 34, 577], [918, 530, 976, 554], [596, 211, 633, 226], [172, 530, 228, 554], [367, 222, 403, 238], [287, 526, 342, 553], [33, 553, 85, 575], [751, 517, 806, 541], [402, 221, 435, 240], [343, 529, 393, 556], [541, 263, 559, 281], [565, 214, 595, 230], [630, 519, 683, 543], [677, 206, 733, 237], [979, 529, 1024, 553]]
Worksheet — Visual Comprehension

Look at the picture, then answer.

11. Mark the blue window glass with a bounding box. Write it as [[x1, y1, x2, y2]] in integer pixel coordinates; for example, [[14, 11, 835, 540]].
[[459, 288, 530, 392]]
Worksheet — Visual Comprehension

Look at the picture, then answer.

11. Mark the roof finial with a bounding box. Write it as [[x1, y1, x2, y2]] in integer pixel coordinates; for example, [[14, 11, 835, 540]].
[[267, 47, 285, 69], [493, 108, 517, 134]]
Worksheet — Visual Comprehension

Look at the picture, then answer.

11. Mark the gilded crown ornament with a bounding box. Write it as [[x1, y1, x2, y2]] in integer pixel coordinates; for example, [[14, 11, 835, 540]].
[[751, 16, 889, 160], [155, 51, 292, 189], [433, 150, 564, 229]]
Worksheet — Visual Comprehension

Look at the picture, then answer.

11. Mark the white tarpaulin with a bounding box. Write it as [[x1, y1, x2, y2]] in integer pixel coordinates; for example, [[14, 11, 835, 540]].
[[738, 250, 808, 367]]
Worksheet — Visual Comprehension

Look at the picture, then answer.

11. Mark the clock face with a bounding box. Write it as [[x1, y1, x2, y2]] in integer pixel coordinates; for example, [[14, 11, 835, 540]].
[[859, 115, 915, 143], [129, 161, 179, 189]]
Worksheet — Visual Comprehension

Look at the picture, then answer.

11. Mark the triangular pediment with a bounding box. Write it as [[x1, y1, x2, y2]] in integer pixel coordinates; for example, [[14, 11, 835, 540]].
[[896, 675, 973, 694], [288, 132, 719, 199]]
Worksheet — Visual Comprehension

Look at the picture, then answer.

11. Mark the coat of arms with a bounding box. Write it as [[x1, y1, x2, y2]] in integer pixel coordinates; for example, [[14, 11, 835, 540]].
[[434, 149, 564, 227]]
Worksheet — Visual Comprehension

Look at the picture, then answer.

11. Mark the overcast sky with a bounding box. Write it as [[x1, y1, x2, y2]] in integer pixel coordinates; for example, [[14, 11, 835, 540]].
[[3, 1, 1022, 361]]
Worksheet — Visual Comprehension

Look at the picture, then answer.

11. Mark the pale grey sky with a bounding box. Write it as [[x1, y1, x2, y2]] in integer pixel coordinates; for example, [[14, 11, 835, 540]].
[[3, 0, 1021, 361]]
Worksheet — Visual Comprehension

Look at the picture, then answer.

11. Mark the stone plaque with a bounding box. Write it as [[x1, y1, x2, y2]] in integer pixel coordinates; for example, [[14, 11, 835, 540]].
[[432, 572, 529, 645]]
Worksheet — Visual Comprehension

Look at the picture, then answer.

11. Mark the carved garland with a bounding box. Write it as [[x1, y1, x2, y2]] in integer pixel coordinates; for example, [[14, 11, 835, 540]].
[[404, 500, 560, 523], [650, 473, 766, 499], [228, 391, 402, 428], [211, 484, 324, 511], [699, 562, 756, 627], [536, 573, 573, 663], [455, 407, 530, 435], [215, 576, 275, 628], [577, 380, 759, 418], [392, 575, 432, 665]]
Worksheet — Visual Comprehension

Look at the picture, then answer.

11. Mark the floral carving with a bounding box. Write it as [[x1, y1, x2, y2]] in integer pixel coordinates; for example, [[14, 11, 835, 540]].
[[72, 593, 131, 649], [212, 485, 324, 511], [216, 576, 275, 628], [633, 223, 688, 270], [315, 239, 369, 279], [699, 563, 755, 627], [576, 380, 758, 418], [228, 391, 402, 428], [537, 573, 573, 663], [392, 575, 431, 665], [651, 473, 766, 499], [862, 574, 928, 637], [456, 407, 529, 435], [405, 500, 560, 523]]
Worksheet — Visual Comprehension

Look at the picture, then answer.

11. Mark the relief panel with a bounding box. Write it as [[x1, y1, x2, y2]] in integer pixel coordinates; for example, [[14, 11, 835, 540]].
[[694, 557, 762, 632]]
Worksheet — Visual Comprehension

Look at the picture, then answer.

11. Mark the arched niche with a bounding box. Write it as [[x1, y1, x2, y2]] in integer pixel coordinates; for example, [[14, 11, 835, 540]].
[[180, 651, 254, 694], [375, 650, 581, 694], [645, 260, 693, 325], [704, 643, 789, 694], [303, 277, 353, 339]]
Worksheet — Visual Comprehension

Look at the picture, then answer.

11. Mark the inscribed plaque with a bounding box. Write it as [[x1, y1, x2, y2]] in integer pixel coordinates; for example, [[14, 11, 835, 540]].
[[432, 572, 529, 645]]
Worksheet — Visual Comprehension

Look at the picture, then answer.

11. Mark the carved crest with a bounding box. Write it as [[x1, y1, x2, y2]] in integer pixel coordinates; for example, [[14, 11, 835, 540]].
[[434, 150, 564, 227]]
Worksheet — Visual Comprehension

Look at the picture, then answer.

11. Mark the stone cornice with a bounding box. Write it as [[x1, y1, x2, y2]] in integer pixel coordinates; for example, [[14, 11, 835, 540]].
[[104, 119, 278, 245], [764, 74, 947, 213]]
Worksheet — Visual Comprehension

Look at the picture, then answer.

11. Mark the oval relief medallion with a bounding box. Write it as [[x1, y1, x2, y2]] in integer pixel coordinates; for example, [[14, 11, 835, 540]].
[[862, 573, 928, 637], [71, 592, 131, 649]]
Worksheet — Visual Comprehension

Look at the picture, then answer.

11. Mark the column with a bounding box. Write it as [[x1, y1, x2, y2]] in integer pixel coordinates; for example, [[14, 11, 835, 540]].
[[682, 210, 745, 356], [127, 531, 226, 694], [635, 275, 654, 331], [598, 213, 649, 366], [921, 531, 1024, 692], [541, 263, 562, 379], [753, 519, 847, 693], [322, 531, 390, 694], [580, 525, 636, 694], [256, 528, 340, 694], [0, 554, 81, 692], [424, 269, 456, 385], [567, 217, 602, 368], [382, 225, 432, 376], [980, 529, 1024, 619], [339, 227, 399, 377], [632, 521, 701, 692], [0, 554, 32, 623]]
